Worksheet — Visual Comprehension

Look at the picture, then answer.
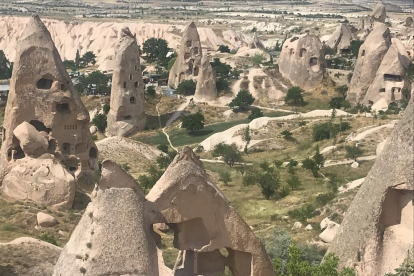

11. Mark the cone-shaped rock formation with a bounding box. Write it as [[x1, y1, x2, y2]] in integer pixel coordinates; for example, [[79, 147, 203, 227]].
[[147, 146, 275, 276], [327, 98, 414, 275], [362, 38, 412, 106], [0, 15, 98, 208], [106, 28, 146, 137], [194, 55, 217, 102], [326, 24, 356, 54], [168, 22, 202, 88], [371, 1, 386, 23], [279, 33, 326, 90], [347, 23, 392, 104]]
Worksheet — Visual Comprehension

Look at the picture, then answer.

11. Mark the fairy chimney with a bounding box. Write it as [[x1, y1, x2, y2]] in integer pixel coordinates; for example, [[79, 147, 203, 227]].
[[327, 98, 414, 275], [168, 22, 202, 88], [0, 15, 98, 207], [279, 33, 326, 90], [326, 24, 356, 54], [106, 28, 146, 137], [147, 147, 275, 276], [194, 55, 217, 102], [347, 23, 392, 105]]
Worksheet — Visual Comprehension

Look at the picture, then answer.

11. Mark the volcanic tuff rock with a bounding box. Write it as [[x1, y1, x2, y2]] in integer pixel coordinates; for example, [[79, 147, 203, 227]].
[[168, 22, 203, 88], [147, 147, 275, 276], [278, 33, 326, 90], [347, 23, 391, 104], [371, 1, 387, 23], [13, 122, 48, 157], [326, 24, 356, 54], [0, 237, 61, 276], [106, 27, 146, 137], [194, 55, 217, 102], [53, 161, 166, 276], [247, 32, 264, 49], [327, 98, 414, 276], [363, 38, 411, 106]]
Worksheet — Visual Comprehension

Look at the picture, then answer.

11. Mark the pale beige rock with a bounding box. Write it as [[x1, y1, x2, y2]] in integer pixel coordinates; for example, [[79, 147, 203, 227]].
[[351, 162, 359, 169], [0, 237, 61, 276], [320, 221, 340, 243], [1, 156, 75, 209], [328, 98, 414, 275], [278, 33, 326, 90], [37, 212, 57, 227], [292, 221, 303, 229], [147, 147, 275, 276], [168, 22, 203, 88], [98, 159, 143, 193], [0, 15, 98, 200], [326, 24, 356, 54], [247, 32, 264, 49], [371, 1, 386, 23], [305, 224, 313, 230], [194, 55, 217, 102], [106, 28, 146, 137], [320, 217, 331, 230], [89, 126, 97, 135], [362, 39, 411, 106], [13, 121, 48, 157], [347, 23, 391, 104]]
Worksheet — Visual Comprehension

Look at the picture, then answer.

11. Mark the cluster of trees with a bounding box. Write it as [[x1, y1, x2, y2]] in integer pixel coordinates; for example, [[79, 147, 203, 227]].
[[0, 50, 12, 79], [176, 79, 196, 96], [75, 71, 111, 95], [182, 111, 204, 133], [217, 45, 231, 53], [229, 90, 255, 111], [63, 51, 97, 71], [210, 58, 241, 92], [285, 87, 305, 109], [142, 38, 175, 77]]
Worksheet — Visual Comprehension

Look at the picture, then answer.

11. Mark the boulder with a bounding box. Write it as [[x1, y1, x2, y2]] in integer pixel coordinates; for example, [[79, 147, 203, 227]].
[[319, 221, 340, 243], [89, 125, 97, 135], [1, 157, 75, 209], [351, 162, 359, 169], [347, 23, 391, 104], [37, 212, 57, 227], [320, 217, 331, 230], [13, 122, 48, 157], [98, 159, 143, 193], [305, 224, 313, 230], [106, 28, 146, 137], [194, 55, 217, 102], [371, 1, 386, 23], [0, 237, 61, 276], [328, 98, 414, 275], [292, 221, 303, 229], [279, 33, 326, 90]]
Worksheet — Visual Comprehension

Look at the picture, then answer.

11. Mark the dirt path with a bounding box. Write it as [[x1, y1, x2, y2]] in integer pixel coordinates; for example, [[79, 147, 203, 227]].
[[324, 155, 377, 167], [347, 122, 396, 142]]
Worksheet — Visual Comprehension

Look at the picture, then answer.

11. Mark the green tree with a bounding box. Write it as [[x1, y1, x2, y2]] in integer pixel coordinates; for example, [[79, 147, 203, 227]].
[[147, 86, 156, 96], [251, 53, 265, 66], [219, 171, 232, 186], [142, 38, 169, 63], [80, 51, 97, 67], [281, 130, 293, 140], [75, 71, 110, 95], [313, 145, 324, 169], [167, 57, 176, 70], [335, 85, 348, 98], [63, 60, 77, 71], [285, 87, 305, 107], [218, 45, 231, 53], [212, 143, 242, 167], [330, 97, 344, 109], [243, 166, 281, 199], [182, 112, 204, 133], [273, 160, 284, 168], [345, 145, 363, 161], [242, 126, 251, 153], [92, 114, 107, 132], [350, 40, 364, 58], [0, 50, 12, 79], [157, 143, 169, 154], [138, 165, 163, 192], [229, 90, 255, 111], [248, 107, 264, 121], [326, 173, 339, 193], [287, 174, 302, 190], [177, 79, 196, 95], [75, 50, 81, 68], [121, 163, 130, 172]]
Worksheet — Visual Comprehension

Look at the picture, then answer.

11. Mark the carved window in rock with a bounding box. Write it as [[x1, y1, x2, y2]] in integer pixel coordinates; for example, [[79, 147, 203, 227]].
[[30, 120, 50, 133], [56, 103, 70, 113], [289, 48, 294, 55], [48, 139, 57, 152], [135, 65, 139, 71], [123, 82, 127, 88], [129, 74, 133, 81], [186, 40, 192, 47], [62, 159, 79, 173], [62, 143, 71, 155], [134, 82, 138, 88], [188, 61, 193, 74], [299, 48, 306, 58], [193, 66, 199, 76], [368, 100, 374, 106], [89, 147, 98, 159], [60, 83, 67, 91], [130, 97, 136, 104], [384, 74, 403, 82], [391, 87, 401, 93], [7, 145, 24, 161], [124, 115, 132, 120], [37, 78, 53, 90], [361, 50, 366, 57], [290, 37, 299, 43], [379, 88, 386, 93], [193, 47, 199, 55], [63, 125, 78, 130], [309, 57, 318, 66]]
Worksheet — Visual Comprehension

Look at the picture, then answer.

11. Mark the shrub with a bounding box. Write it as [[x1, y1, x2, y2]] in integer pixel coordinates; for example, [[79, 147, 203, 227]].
[[219, 171, 232, 186], [251, 53, 266, 66], [287, 174, 302, 190], [288, 204, 316, 222], [281, 130, 293, 140], [218, 45, 231, 53], [330, 97, 345, 109], [279, 186, 290, 198], [243, 167, 280, 200], [147, 86, 156, 96], [38, 233, 58, 246], [92, 114, 107, 132], [248, 107, 263, 121], [176, 79, 196, 95], [345, 145, 363, 161], [102, 103, 110, 115], [316, 192, 335, 206], [157, 143, 169, 154], [213, 143, 242, 167], [285, 87, 305, 107], [121, 163, 130, 172]]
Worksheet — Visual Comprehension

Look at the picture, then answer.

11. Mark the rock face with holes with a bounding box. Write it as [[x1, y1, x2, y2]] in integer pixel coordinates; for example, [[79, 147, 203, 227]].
[[106, 28, 146, 137], [362, 38, 412, 106], [327, 98, 414, 276], [278, 33, 326, 90], [168, 22, 203, 88], [53, 160, 171, 276], [347, 23, 392, 105], [0, 15, 98, 207], [326, 24, 356, 54], [146, 147, 275, 276], [194, 55, 217, 102]]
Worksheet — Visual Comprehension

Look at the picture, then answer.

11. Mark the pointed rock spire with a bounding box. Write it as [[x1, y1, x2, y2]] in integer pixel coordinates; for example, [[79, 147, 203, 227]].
[[326, 24, 356, 54], [371, 1, 386, 23], [106, 27, 146, 137], [194, 55, 217, 102]]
